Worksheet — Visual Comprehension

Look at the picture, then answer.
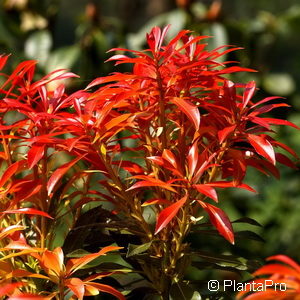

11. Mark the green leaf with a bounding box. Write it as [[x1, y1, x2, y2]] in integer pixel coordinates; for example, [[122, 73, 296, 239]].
[[263, 73, 296, 96], [192, 251, 249, 271], [232, 217, 262, 227], [24, 30, 52, 67], [66, 249, 91, 258], [126, 242, 152, 257], [46, 46, 80, 73], [235, 230, 265, 242], [170, 282, 201, 300]]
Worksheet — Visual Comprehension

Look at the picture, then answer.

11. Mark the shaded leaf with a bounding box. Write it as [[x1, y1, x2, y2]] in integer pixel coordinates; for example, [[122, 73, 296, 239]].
[[127, 242, 152, 257], [47, 155, 83, 196]]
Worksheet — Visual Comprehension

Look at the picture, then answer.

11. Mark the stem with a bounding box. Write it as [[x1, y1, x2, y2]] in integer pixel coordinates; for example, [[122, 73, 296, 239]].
[[40, 147, 49, 249], [1, 131, 12, 166], [155, 61, 167, 150], [98, 148, 153, 240], [58, 277, 65, 300]]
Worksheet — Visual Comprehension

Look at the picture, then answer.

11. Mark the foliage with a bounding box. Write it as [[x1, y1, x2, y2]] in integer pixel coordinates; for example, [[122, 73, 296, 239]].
[[237, 255, 300, 299], [0, 25, 298, 299]]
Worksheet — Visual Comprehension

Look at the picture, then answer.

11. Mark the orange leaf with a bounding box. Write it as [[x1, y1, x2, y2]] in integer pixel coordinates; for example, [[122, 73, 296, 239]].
[[86, 282, 125, 300], [253, 264, 300, 280], [65, 277, 85, 300], [66, 246, 122, 276], [8, 294, 52, 300], [40, 248, 64, 278], [0, 282, 23, 297]]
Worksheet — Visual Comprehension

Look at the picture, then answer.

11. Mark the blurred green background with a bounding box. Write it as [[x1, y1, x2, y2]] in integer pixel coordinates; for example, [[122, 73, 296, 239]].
[[1, 0, 299, 273]]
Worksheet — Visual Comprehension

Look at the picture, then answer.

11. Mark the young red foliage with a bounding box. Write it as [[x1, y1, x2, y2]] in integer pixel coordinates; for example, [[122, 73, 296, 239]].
[[0, 25, 298, 299], [237, 255, 300, 299]]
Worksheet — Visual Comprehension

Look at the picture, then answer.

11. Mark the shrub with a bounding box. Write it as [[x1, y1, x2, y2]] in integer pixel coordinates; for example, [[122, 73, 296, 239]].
[[0, 26, 298, 299]]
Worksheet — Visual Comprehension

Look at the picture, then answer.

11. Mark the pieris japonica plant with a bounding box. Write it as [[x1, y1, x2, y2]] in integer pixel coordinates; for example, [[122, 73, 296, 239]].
[[0, 25, 298, 299]]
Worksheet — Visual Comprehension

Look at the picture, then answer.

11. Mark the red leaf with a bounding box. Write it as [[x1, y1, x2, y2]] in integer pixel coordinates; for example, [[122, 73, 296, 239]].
[[261, 117, 299, 129], [253, 264, 300, 280], [266, 255, 300, 273], [198, 201, 234, 244], [250, 103, 290, 116], [0, 54, 9, 71], [237, 290, 279, 300], [275, 153, 298, 169], [205, 181, 256, 193], [2, 208, 53, 219], [10, 180, 42, 203], [0, 161, 24, 188], [27, 144, 45, 169], [86, 282, 125, 300], [218, 125, 236, 144], [248, 134, 276, 165], [218, 66, 257, 75], [47, 156, 84, 196], [142, 198, 172, 206], [126, 178, 177, 193], [250, 96, 285, 109], [154, 195, 187, 234], [162, 149, 177, 169], [187, 140, 199, 177], [242, 81, 256, 109], [194, 184, 218, 202], [86, 74, 136, 89], [171, 97, 200, 131]]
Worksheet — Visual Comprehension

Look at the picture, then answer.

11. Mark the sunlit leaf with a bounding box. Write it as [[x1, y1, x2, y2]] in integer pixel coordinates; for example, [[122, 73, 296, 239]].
[[155, 195, 187, 234]]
